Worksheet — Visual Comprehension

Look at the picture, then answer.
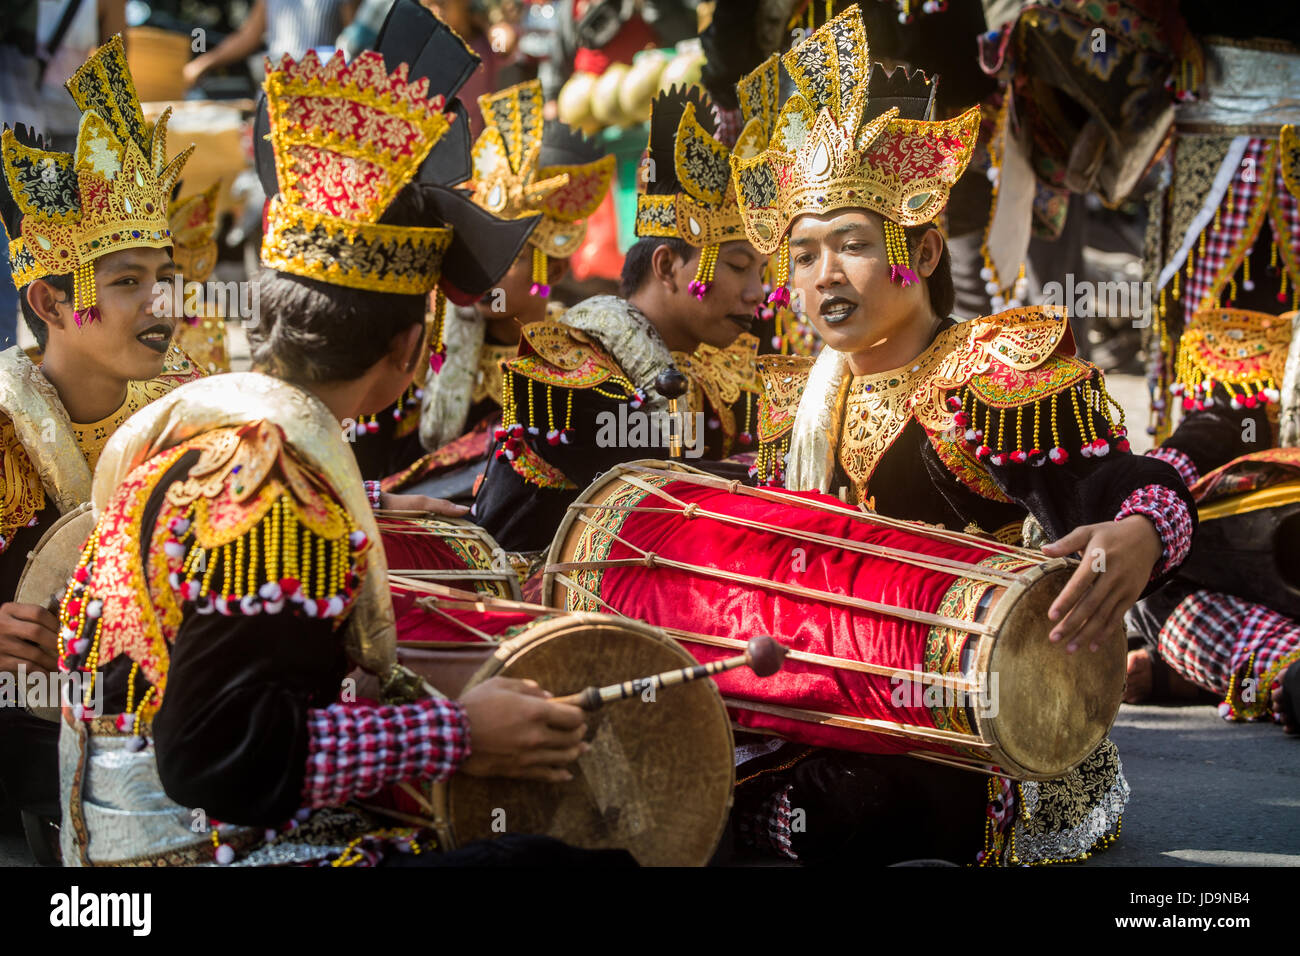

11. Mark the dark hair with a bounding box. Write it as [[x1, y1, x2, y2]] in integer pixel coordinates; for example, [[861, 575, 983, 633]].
[[18, 273, 72, 351], [903, 221, 954, 320], [619, 236, 697, 298], [248, 183, 440, 384]]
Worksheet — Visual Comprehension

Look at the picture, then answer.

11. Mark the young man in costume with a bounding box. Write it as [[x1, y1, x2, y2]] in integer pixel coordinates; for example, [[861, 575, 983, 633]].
[[1125, 305, 1300, 731], [381, 78, 615, 500], [55, 11, 629, 867], [727, 7, 1196, 865], [0, 35, 201, 844], [1121, 26, 1300, 730], [472, 83, 768, 553]]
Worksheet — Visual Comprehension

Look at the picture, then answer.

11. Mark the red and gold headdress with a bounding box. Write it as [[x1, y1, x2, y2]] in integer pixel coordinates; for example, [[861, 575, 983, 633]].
[[0, 35, 192, 325], [258, 49, 456, 295], [731, 6, 979, 296], [472, 80, 614, 297], [635, 85, 747, 299]]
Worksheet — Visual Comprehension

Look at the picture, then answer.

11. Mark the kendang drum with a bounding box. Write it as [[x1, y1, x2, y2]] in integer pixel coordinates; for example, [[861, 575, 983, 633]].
[[382, 583, 736, 866], [544, 461, 1126, 781]]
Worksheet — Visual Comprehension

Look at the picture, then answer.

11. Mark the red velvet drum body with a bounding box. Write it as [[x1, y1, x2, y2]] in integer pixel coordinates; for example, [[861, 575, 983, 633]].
[[543, 461, 1126, 780]]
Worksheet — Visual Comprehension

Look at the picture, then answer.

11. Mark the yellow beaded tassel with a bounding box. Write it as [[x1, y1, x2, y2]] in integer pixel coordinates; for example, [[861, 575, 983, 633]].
[[428, 287, 448, 374], [688, 243, 719, 299], [529, 245, 551, 297], [883, 218, 917, 287], [72, 259, 98, 327]]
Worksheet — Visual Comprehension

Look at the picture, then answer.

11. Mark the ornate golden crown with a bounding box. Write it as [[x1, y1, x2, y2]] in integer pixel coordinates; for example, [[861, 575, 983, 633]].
[[259, 49, 455, 295], [0, 35, 192, 323], [635, 85, 746, 249], [730, 6, 980, 257], [472, 80, 614, 260], [471, 80, 614, 296], [635, 85, 749, 298], [167, 181, 221, 284]]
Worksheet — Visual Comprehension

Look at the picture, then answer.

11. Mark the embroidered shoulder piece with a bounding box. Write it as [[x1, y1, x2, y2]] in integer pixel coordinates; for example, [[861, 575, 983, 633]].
[[947, 352, 1130, 467], [508, 443, 578, 490], [754, 354, 813, 485], [1172, 308, 1289, 412], [671, 333, 762, 454], [496, 320, 643, 461], [507, 319, 623, 388], [0, 412, 45, 554], [58, 422, 373, 721]]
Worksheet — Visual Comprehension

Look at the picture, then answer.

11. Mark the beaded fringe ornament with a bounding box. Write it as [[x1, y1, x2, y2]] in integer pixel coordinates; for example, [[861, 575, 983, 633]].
[[688, 243, 719, 299], [948, 377, 1130, 467], [496, 366, 643, 456], [530, 245, 551, 297], [428, 287, 448, 375], [883, 219, 919, 287], [72, 260, 99, 327]]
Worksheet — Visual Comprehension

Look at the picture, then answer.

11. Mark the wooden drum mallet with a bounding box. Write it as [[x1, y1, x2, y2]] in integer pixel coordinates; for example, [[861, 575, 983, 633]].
[[554, 634, 787, 710]]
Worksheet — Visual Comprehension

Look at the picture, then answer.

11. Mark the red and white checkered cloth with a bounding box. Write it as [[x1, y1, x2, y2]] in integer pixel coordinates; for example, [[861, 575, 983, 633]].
[[301, 697, 470, 808], [1115, 484, 1194, 578], [1159, 589, 1300, 717], [1187, 138, 1266, 310], [1147, 445, 1199, 488]]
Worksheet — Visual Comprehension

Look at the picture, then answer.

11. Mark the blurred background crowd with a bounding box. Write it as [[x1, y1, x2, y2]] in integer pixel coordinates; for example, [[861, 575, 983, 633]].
[[0, 0, 1234, 381]]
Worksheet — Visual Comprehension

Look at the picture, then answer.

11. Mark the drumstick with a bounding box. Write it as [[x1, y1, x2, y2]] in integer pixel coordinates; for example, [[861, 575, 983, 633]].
[[553, 635, 787, 711]]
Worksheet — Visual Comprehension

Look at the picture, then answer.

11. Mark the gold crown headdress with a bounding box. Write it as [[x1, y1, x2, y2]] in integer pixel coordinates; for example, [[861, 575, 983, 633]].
[[259, 49, 455, 295], [0, 35, 192, 327], [731, 6, 979, 300], [472, 80, 614, 298], [167, 181, 220, 284], [636, 85, 747, 299]]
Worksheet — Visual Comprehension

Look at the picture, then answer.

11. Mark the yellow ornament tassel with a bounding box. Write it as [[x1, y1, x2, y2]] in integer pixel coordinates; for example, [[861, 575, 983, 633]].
[[529, 245, 550, 297], [883, 218, 918, 287], [767, 237, 791, 308], [688, 243, 719, 299], [72, 259, 98, 327], [428, 286, 447, 375]]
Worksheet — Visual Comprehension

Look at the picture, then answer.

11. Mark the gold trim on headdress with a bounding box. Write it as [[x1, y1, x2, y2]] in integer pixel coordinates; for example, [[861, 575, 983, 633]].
[[635, 93, 746, 250], [259, 49, 455, 294], [471, 80, 615, 263], [730, 6, 979, 257], [167, 181, 220, 284], [2, 35, 192, 323]]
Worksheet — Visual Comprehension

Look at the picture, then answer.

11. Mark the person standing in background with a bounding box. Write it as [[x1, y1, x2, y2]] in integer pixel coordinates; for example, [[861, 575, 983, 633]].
[[181, 0, 357, 88]]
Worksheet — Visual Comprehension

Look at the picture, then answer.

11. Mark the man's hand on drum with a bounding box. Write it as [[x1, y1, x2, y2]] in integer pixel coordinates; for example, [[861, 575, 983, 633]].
[[380, 492, 469, 517], [1041, 515, 1163, 654], [0, 602, 60, 676], [459, 676, 590, 782]]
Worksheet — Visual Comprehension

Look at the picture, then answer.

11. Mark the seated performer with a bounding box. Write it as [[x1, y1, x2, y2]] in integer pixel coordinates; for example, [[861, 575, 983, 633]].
[[56, 14, 629, 867], [1127, 307, 1300, 733], [0, 36, 201, 841], [386, 78, 615, 499], [472, 84, 768, 553], [726, 8, 1195, 864]]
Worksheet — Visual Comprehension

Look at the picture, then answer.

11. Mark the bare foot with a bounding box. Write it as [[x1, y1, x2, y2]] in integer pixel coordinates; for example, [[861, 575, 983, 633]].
[[1270, 662, 1299, 735], [1125, 649, 1153, 704]]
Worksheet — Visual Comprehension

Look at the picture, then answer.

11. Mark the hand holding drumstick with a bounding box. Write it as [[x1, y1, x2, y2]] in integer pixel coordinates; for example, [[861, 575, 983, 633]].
[[458, 636, 787, 782]]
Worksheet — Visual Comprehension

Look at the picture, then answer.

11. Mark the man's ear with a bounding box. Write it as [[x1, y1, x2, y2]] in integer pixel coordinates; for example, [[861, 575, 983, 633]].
[[915, 227, 944, 279], [392, 321, 426, 373], [25, 279, 70, 335], [547, 255, 570, 285], [650, 242, 686, 293]]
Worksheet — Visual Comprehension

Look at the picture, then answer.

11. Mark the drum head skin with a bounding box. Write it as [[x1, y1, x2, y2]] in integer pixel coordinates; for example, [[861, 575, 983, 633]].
[[984, 565, 1126, 779], [444, 614, 734, 866], [15, 503, 94, 722], [15, 504, 94, 610]]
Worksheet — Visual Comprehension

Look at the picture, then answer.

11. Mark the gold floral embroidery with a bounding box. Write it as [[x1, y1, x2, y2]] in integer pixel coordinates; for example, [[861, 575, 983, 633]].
[[508, 443, 577, 490]]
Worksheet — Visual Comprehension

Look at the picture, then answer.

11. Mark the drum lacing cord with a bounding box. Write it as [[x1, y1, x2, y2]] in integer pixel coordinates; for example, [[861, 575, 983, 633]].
[[555, 513, 997, 635], [575, 477, 1028, 587], [617, 463, 1049, 564], [548, 571, 986, 694]]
